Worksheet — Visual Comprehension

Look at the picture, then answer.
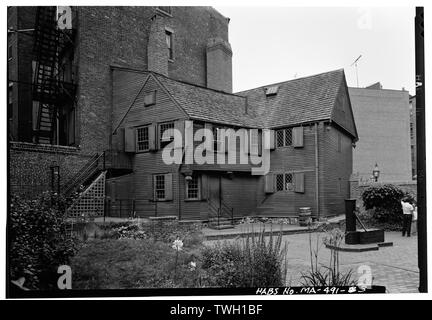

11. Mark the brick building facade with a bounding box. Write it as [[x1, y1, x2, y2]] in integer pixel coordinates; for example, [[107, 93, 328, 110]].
[[348, 83, 413, 184]]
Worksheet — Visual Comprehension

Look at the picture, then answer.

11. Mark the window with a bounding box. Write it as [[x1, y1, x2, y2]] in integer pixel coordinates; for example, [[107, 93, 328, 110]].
[[8, 82, 13, 119], [337, 133, 342, 152], [160, 122, 174, 147], [266, 86, 278, 96], [250, 129, 259, 155], [8, 45, 12, 60], [276, 128, 292, 147], [144, 91, 156, 107], [154, 174, 165, 200], [276, 173, 294, 191], [285, 173, 293, 191], [186, 176, 200, 200], [165, 30, 173, 60], [136, 126, 149, 151]]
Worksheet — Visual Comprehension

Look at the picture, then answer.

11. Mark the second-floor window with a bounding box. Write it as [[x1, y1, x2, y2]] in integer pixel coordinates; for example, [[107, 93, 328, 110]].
[[137, 126, 149, 151], [160, 122, 174, 147], [276, 128, 292, 147]]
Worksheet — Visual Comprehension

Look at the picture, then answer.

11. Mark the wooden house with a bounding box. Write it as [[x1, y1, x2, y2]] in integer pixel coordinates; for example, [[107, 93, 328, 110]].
[[108, 67, 358, 221]]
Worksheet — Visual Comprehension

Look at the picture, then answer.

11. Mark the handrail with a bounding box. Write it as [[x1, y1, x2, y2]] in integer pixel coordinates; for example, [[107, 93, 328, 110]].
[[62, 153, 102, 196]]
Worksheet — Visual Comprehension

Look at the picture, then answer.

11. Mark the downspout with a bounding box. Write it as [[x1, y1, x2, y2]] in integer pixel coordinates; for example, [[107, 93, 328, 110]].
[[314, 122, 320, 220]]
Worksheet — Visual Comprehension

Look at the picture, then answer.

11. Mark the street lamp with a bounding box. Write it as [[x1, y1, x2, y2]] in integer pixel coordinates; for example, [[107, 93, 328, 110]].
[[372, 163, 380, 182]]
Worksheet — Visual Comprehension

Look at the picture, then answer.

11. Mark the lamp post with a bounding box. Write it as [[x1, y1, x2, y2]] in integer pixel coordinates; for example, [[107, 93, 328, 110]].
[[372, 163, 380, 182]]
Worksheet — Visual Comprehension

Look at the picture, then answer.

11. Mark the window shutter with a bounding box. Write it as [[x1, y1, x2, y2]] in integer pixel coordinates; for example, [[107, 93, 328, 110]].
[[164, 173, 173, 200], [124, 127, 136, 152], [293, 126, 304, 148], [258, 130, 262, 156], [174, 120, 184, 149], [204, 123, 213, 152], [152, 175, 156, 201], [265, 174, 275, 193], [269, 130, 276, 150], [149, 124, 157, 151], [200, 175, 208, 200], [294, 172, 305, 193]]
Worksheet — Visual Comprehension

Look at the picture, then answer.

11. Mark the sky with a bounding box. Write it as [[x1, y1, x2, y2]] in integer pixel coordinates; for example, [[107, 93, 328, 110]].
[[214, 6, 416, 95]]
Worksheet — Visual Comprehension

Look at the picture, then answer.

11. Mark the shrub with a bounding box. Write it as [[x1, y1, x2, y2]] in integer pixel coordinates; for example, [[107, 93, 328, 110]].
[[9, 192, 79, 290], [361, 184, 415, 223], [201, 228, 287, 287]]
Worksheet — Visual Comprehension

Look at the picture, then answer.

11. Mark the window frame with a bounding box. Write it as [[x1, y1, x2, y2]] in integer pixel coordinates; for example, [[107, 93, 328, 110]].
[[276, 128, 293, 148], [154, 174, 166, 201], [136, 125, 150, 152], [144, 90, 156, 107], [165, 29, 174, 60], [159, 121, 175, 148], [276, 172, 294, 192], [185, 175, 201, 201]]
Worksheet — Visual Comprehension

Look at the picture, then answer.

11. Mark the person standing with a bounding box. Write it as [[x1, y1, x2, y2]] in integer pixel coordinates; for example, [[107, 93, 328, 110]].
[[401, 197, 414, 237]]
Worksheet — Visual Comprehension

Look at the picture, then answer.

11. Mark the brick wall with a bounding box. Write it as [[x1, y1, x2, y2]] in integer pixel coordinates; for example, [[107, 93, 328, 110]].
[[9, 142, 93, 199], [349, 87, 412, 183]]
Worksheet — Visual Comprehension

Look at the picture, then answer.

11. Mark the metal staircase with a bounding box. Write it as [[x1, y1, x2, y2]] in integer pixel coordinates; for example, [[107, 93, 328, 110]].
[[32, 6, 76, 144], [61, 150, 133, 198]]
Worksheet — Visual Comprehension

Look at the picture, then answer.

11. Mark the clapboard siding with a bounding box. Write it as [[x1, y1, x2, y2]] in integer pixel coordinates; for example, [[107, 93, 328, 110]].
[[319, 123, 353, 217]]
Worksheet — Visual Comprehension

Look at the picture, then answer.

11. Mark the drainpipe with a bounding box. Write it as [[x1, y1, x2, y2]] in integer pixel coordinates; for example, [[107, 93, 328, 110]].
[[314, 122, 320, 220]]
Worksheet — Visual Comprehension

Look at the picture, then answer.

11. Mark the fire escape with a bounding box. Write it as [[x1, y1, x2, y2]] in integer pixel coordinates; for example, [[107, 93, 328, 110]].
[[32, 6, 77, 144]]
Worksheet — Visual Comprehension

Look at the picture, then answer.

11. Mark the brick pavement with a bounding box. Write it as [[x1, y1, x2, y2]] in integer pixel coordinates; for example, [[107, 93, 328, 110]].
[[282, 231, 419, 293], [206, 231, 419, 293]]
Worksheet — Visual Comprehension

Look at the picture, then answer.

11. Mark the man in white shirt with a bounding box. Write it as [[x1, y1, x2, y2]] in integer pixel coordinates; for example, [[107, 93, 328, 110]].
[[401, 198, 414, 237]]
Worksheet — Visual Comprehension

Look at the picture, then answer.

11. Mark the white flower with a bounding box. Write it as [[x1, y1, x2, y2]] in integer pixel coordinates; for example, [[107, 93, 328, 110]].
[[189, 261, 196, 270], [172, 239, 183, 251]]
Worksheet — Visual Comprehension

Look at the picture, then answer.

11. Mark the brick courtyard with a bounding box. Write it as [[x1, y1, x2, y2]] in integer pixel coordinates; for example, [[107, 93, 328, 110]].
[[206, 230, 419, 294], [283, 231, 419, 293]]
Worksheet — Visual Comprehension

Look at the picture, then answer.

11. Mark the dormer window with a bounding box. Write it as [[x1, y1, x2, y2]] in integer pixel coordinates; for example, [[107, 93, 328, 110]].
[[266, 86, 279, 96], [144, 91, 156, 107]]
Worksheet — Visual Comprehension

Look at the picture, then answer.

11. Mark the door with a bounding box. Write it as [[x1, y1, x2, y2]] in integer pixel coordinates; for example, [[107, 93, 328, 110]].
[[208, 174, 221, 212]]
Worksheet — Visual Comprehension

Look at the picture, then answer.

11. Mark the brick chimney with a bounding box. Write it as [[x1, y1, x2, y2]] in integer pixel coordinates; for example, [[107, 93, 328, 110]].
[[206, 37, 232, 93], [147, 15, 168, 76]]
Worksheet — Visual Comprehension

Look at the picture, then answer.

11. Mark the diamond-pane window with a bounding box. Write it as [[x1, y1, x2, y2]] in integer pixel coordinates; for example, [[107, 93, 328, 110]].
[[285, 128, 292, 146], [276, 128, 293, 147], [285, 173, 293, 191], [276, 174, 284, 191], [276, 130, 284, 147]]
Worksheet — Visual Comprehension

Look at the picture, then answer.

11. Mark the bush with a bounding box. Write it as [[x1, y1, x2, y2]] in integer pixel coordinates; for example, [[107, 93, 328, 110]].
[[201, 229, 287, 287], [361, 184, 415, 224], [9, 192, 79, 290]]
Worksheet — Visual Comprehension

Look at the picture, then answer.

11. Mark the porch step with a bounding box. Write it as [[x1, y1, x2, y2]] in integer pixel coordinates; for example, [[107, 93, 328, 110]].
[[209, 224, 235, 230], [207, 217, 235, 230]]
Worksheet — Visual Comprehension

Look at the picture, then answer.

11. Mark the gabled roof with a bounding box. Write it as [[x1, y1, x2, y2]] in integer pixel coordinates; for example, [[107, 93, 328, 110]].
[[113, 67, 357, 139], [151, 72, 262, 128], [236, 69, 346, 129]]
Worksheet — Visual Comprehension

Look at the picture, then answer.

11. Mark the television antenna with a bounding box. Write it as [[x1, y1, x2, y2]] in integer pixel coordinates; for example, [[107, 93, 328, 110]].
[[350, 55, 362, 87]]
